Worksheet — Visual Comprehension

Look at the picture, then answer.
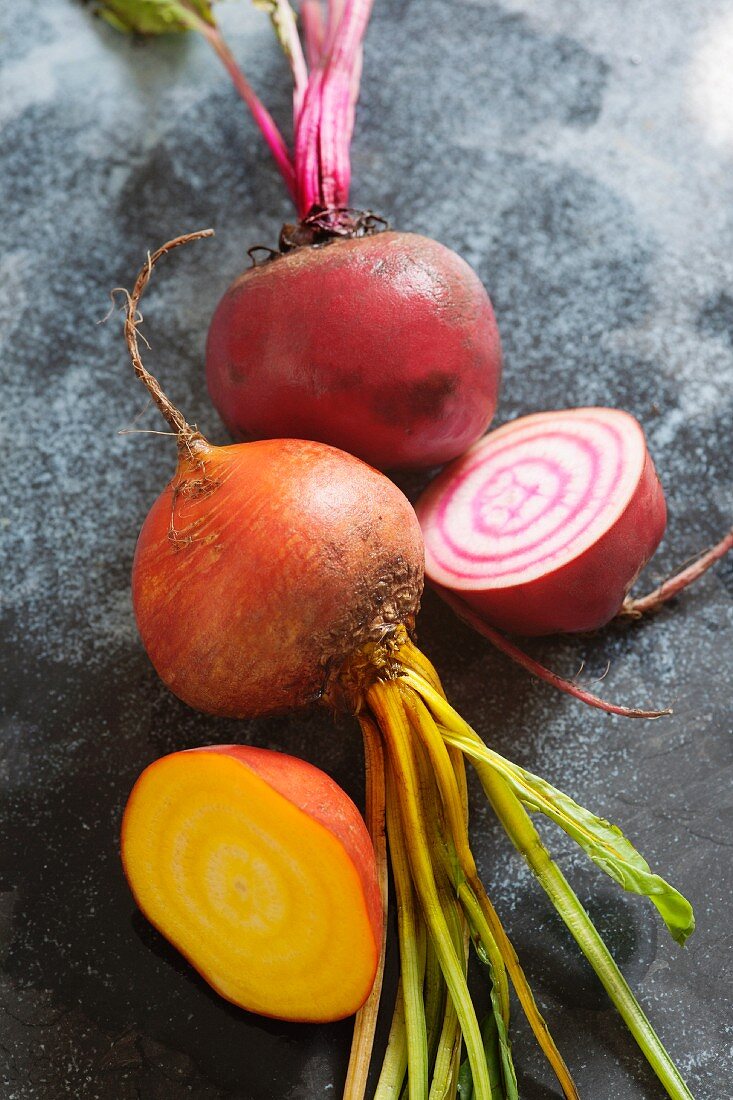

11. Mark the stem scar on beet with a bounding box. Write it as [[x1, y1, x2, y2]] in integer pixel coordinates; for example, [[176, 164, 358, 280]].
[[118, 231, 696, 1100]]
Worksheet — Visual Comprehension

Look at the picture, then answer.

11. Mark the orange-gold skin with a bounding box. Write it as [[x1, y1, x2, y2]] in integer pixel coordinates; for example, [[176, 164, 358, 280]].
[[132, 437, 424, 717], [121, 745, 383, 1022]]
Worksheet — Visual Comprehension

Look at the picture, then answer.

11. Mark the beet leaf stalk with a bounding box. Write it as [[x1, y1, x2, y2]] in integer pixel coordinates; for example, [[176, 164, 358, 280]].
[[93, 0, 297, 197], [92, 0, 373, 224]]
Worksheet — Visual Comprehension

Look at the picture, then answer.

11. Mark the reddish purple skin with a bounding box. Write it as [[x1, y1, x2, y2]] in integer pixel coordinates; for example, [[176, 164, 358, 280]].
[[206, 231, 502, 471], [453, 449, 668, 635]]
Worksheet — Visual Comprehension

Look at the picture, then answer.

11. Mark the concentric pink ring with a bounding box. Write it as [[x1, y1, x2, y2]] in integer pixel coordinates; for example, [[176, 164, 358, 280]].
[[419, 410, 645, 589]]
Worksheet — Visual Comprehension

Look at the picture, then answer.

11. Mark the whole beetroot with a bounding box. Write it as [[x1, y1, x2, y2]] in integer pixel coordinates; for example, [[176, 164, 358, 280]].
[[97, 0, 502, 470], [206, 231, 501, 471]]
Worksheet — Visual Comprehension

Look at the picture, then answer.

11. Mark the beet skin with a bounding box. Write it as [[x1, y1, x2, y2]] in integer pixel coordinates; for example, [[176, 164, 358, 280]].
[[206, 232, 502, 471], [132, 438, 424, 717]]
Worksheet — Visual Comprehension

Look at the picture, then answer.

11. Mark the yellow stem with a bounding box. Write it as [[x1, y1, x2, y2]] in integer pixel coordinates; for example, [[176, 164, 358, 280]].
[[386, 765, 429, 1100], [374, 980, 408, 1099], [429, 876, 467, 1100], [401, 690, 511, 1028], [344, 716, 389, 1100], [369, 679, 494, 1100], [423, 933, 447, 1073], [399, 657, 579, 1100]]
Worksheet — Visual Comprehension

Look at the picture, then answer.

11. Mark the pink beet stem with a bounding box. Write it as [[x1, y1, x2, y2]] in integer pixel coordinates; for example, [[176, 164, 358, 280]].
[[201, 0, 371, 217], [344, 44, 364, 150], [437, 587, 671, 720], [326, 0, 347, 51], [621, 527, 733, 618], [294, 69, 326, 215], [201, 23, 297, 203], [318, 0, 373, 208], [294, 0, 373, 215], [301, 0, 327, 68]]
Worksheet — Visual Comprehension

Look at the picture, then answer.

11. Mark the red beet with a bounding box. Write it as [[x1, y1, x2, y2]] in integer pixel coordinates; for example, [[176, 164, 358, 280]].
[[417, 408, 667, 635], [206, 231, 501, 470], [98, 0, 503, 469]]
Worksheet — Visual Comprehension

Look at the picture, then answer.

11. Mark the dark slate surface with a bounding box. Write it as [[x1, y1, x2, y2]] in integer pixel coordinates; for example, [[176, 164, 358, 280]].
[[2, 1, 732, 1097]]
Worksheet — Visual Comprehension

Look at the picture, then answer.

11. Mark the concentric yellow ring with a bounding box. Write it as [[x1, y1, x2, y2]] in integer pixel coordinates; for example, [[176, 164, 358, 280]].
[[122, 750, 378, 1021]]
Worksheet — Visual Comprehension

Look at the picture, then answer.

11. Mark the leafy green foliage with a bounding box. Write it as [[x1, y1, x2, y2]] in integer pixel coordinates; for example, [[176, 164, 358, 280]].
[[459, 905, 518, 1100], [443, 730, 695, 947], [90, 0, 216, 36], [506, 762, 696, 946]]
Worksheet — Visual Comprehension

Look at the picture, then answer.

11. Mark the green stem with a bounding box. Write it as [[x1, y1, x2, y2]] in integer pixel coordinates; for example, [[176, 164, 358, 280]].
[[375, 982, 408, 1100], [429, 997, 461, 1100], [477, 766, 695, 1100], [458, 883, 505, 992], [414, 728, 470, 1100], [428, 893, 465, 1100], [400, 656, 693, 1100], [386, 769, 429, 1100], [402, 690, 511, 1025], [456, 873, 577, 1099], [400, 667, 577, 1100], [423, 935, 446, 1074]]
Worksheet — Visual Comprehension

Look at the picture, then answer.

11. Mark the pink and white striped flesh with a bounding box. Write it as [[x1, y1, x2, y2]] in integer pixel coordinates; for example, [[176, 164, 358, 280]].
[[417, 408, 668, 636]]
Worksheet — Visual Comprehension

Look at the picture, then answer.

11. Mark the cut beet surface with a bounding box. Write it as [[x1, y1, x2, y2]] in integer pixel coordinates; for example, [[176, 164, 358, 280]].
[[417, 408, 667, 636], [121, 746, 382, 1023]]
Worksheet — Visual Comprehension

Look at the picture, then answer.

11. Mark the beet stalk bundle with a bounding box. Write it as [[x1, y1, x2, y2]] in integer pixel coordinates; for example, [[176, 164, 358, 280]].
[[93, 0, 503, 471], [118, 233, 695, 1100]]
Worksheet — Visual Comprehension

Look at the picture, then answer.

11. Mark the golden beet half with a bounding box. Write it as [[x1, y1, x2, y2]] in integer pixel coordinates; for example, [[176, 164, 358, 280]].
[[121, 745, 382, 1022]]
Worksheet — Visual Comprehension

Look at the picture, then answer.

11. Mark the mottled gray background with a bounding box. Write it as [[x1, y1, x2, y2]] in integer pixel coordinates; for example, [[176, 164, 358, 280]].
[[1, 1, 732, 1097]]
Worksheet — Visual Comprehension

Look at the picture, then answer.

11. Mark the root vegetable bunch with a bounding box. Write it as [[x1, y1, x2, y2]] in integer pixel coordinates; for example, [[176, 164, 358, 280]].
[[119, 233, 695, 1100]]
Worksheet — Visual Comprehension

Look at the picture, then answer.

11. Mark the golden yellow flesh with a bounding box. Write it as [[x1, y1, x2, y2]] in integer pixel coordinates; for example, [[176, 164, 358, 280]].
[[122, 752, 377, 1021]]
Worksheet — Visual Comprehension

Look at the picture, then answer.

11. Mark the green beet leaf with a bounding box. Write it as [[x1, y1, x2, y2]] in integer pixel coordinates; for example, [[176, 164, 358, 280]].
[[252, 1, 300, 63], [459, 910, 518, 1100], [445, 731, 695, 946], [90, 0, 216, 36], [502, 761, 695, 946]]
